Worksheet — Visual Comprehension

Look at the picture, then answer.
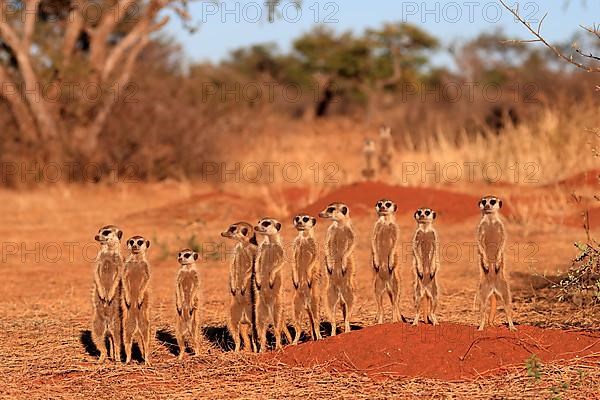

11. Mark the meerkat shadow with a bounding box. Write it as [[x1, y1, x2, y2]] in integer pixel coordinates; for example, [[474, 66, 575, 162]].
[[79, 330, 100, 358], [319, 322, 363, 338], [155, 329, 182, 356], [202, 326, 236, 352]]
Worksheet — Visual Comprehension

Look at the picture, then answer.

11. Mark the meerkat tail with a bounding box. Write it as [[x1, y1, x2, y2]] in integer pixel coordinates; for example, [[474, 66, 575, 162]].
[[489, 294, 497, 326]]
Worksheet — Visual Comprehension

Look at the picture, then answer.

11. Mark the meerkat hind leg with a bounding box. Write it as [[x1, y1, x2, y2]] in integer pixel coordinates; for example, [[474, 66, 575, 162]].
[[92, 316, 107, 363], [488, 294, 497, 327], [496, 279, 516, 331], [309, 300, 322, 340], [327, 286, 339, 336], [374, 278, 385, 324], [478, 284, 494, 331]]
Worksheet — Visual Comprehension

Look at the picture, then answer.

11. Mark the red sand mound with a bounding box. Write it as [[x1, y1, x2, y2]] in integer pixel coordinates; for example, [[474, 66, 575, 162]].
[[551, 169, 600, 188], [297, 182, 505, 224], [268, 323, 600, 381]]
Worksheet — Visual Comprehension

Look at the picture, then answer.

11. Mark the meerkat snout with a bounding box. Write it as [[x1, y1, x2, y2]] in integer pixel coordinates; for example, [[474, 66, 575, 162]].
[[127, 236, 150, 254], [375, 199, 397, 216], [177, 248, 198, 265], [293, 215, 317, 231], [479, 196, 502, 214]]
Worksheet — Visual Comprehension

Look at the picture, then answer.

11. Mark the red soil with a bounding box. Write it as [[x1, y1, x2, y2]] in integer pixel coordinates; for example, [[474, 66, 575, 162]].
[[268, 323, 600, 381], [296, 181, 507, 224]]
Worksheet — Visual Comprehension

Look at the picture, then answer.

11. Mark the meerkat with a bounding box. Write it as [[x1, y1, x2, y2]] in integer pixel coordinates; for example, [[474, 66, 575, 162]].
[[378, 126, 394, 175], [372, 199, 401, 324], [92, 225, 124, 363], [476, 195, 516, 331], [291, 214, 322, 344], [319, 202, 356, 336], [412, 208, 440, 326], [221, 222, 258, 352], [254, 217, 292, 351], [122, 236, 152, 364], [175, 248, 202, 359], [361, 138, 376, 180]]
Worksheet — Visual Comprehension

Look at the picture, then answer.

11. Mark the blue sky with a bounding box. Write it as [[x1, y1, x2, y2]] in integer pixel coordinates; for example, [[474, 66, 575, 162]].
[[166, 1, 600, 64]]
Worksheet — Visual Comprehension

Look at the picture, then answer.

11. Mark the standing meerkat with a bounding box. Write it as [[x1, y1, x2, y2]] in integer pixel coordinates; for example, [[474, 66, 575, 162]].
[[371, 199, 401, 324], [378, 126, 394, 175], [361, 138, 376, 180], [122, 236, 152, 364], [319, 202, 356, 336], [476, 196, 516, 331], [221, 222, 258, 352], [291, 214, 322, 344], [412, 208, 440, 326], [175, 248, 202, 359], [92, 225, 124, 363], [254, 218, 292, 351]]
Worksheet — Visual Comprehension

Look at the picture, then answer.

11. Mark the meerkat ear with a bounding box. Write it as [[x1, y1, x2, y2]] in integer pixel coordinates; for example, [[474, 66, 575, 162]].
[[275, 222, 282, 231], [311, 217, 317, 225], [432, 211, 437, 219], [117, 230, 123, 240], [249, 234, 258, 246], [193, 252, 198, 261], [499, 200, 503, 208], [341, 206, 348, 215], [146, 240, 150, 248], [393, 204, 397, 212], [414, 212, 419, 220]]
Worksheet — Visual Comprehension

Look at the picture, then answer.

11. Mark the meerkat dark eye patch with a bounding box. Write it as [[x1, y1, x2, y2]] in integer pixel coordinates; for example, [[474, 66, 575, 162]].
[[490, 199, 497, 206], [303, 216, 309, 223], [262, 221, 271, 227], [417, 210, 422, 216], [376, 202, 382, 207], [102, 230, 111, 236], [481, 199, 487, 206], [295, 216, 300, 222], [327, 207, 335, 213], [241, 227, 248, 236], [184, 253, 191, 258], [137, 240, 144, 246], [385, 202, 391, 208], [228, 226, 236, 233], [425, 210, 431, 216], [128, 240, 134, 246]]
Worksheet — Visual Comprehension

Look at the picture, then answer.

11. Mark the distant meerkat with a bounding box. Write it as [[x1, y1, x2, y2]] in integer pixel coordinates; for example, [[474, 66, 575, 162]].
[[254, 218, 292, 351], [361, 138, 376, 180], [221, 222, 258, 352], [291, 214, 322, 344], [372, 199, 401, 324], [476, 196, 516, 331], [412, 208, 440, 326], [319, 202, 356, 336], [92, 225, 124, 363], [122, 236, 152, 364], [175, 248, 201, 359], [378, 126, 394, 175]]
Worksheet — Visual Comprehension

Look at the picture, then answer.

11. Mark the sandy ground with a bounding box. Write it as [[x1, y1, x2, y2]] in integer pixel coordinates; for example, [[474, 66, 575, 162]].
[[0, 179, 599, 399]]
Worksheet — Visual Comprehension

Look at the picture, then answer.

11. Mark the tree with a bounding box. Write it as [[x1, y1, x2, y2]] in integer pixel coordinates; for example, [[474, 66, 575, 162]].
[[361, 22, 438, 123]]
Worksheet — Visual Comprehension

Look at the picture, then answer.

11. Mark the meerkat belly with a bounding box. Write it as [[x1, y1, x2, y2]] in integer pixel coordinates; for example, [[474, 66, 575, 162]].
[[98, 257, 119, 292], [330, 230, 350, 268], [417, 231, 436, 276], [179, 273, 196, 308], [297, 242, 315, 283], [126, 264, 146, 305], [482, 222, 503, 263], [375, 224, 395, 261]]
